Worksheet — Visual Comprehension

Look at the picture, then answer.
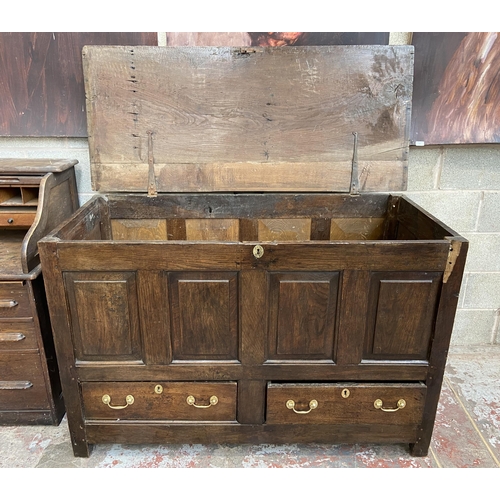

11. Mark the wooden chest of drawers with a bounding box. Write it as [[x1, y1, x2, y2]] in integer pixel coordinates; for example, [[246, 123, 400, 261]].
[[38, 45, 467, 455], [0, 159, 79, 424]]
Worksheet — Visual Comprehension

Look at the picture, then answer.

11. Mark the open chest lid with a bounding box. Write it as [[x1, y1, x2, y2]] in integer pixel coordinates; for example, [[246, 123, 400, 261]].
[[83, 45, 413, 194]]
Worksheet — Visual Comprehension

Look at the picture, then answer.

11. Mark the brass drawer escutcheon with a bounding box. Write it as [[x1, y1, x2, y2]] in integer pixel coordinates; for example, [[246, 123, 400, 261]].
[[102, 394, 135, 410], [286, 399, 318, 414], [341, 388, 350, 398], [154, 384, 163, 394], [186, 395, 218, 408], [374, 398, 406, 412]]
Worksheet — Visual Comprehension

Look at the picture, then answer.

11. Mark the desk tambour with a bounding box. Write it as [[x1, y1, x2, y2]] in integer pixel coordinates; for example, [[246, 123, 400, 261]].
[[38, 45, 467, 456], [0, 159, 78, 424]]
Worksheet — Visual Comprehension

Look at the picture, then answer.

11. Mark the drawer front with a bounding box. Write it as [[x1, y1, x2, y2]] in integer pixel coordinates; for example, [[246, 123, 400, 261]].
[[0, 353, 50, 410], [0, 320, 38, 351], [266, 383, 426, 425], [0, 282, 32, 318], [0, 211, 36, 228], [82, 381, 237, 421]]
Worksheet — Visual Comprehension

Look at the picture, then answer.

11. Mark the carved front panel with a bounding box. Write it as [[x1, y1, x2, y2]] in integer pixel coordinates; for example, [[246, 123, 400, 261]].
[[169, 272, 239, 361], [267, 272, 340, 361], [64, 272, 142, 362]]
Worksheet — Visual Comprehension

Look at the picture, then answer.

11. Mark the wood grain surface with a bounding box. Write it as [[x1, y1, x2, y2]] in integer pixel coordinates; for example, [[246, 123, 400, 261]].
[[83, 45, 413, 192]]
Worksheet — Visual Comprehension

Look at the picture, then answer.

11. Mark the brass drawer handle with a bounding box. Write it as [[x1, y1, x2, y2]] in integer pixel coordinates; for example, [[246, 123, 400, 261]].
[[102, 394, 135, 409], [186, 395, 218, 408], [286, 399, 318, 414], [374, 398, 406, 412], [0, 333, 26, 342], [0, 300, 18, 308], [0, 381, 33, 390]]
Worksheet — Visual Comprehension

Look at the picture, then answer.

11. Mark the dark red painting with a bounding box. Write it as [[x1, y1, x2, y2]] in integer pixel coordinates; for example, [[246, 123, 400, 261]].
[[411, 32, 500, 145], [0, 32, 157, 137], [166, 32, 389, 47]]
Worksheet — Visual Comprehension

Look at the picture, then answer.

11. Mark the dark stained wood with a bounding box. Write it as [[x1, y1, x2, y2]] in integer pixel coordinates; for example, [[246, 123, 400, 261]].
[[336, 270, 371, 365], [0, 33, 157, 137], [81, 382, 237, 421], [108, 193, 390, 220], [266, 383, 426, 425], [169, 272, 239, 360], [166, 219, 187, 241], [85, 423, 421, 449], [64, 271, 142, 362], [364, 272, 442, 360], [237, 380, 266, 424], [310, 218, 331, 241], [83, 45, 413, 193], [75, 362, 429, 382], [410, 236, 468, 456], [267, 272, 339, 360], [137, 271, 170, 365], [397, 196, 456, 240], [37, 238, 89, 454], [51, 240, 451, 273]]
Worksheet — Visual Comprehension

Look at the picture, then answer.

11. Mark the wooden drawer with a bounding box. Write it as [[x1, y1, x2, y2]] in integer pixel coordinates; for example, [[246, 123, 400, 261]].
[[0, 282, 32, 318], [266, 383, 426, 425], [81, 381, 237, 421], [0, 320, 38, 351], [0, 211, 36, 228], [0, 353, 50, 410]]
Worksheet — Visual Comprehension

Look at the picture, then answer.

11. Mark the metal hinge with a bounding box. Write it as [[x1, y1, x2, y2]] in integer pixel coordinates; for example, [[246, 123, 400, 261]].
[[443, 239, 462, 283]]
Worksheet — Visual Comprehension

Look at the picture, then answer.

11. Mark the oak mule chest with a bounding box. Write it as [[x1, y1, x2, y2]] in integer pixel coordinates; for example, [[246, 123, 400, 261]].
[[38, 45, 467, 457]]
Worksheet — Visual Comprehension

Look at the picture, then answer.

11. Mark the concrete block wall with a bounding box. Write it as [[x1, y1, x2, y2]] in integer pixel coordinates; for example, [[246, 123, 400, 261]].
[[406, 145, 500, 345], [1, 32, 499, 347]]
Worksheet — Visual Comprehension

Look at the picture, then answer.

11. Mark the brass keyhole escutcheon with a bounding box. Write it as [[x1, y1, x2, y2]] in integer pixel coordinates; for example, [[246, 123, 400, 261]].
[[154, 385, 163, 394], [253, 245, 264, 259], [341, 388, 350, 398]]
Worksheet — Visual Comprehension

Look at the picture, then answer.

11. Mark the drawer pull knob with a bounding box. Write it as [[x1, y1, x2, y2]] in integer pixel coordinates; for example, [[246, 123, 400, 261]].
[[101, 394, 135, 409], [7, 218, 14, 224], [286, 399, 318, 414], [0, 300, 18, 308], [186, 395, 218, 408], [0, 381, 33, 390], [374, 398, 406, 412], [0, 333, 26, 342], [253, 245, 264, 258]]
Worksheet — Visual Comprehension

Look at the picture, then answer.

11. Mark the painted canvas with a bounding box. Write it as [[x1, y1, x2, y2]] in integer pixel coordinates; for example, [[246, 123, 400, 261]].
[[0, 33, 157, 137], [411, 32, 500, 145], [166, 32, 389, 47]]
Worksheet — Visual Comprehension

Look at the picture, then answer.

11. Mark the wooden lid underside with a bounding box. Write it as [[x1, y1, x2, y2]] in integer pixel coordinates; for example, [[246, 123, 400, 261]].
[[83, 45, 414, 193]]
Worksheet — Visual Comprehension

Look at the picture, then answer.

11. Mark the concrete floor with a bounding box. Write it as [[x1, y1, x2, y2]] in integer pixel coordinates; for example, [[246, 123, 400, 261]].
[[0, 345, 499, 469]]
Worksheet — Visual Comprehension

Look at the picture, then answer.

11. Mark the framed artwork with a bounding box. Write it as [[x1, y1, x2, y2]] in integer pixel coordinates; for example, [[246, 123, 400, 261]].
[[411, 32, 500, 145], [0, 32, 158, 137], [166, 32, 389, 46]]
